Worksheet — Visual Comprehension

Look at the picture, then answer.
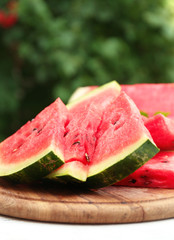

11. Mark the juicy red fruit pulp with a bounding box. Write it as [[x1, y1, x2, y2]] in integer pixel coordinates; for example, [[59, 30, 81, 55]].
[[64, 87, 120, 165], [0, 98, 68, 164]]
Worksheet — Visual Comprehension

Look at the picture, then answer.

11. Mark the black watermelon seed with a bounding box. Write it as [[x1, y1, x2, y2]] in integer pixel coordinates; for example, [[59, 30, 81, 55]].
[[32, 128, 37, 131], [128, 179, 136, 184], [64, 132, 68, 137], [37, 129, 42, 134], [72, 141, 80, 146]]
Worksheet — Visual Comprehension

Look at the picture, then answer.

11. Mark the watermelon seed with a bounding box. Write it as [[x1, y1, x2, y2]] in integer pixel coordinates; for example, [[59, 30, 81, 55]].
[[12, 148, 17, 152], [37, 129, 42, 134], [161, 160, 168, 163], [85, 153, 90, 162], [64, 132, 68, 137], [72, 141, 80, 145], [128, 179, 136, 184], [32, 128, 42, 134], [12, 143, 23, 152]]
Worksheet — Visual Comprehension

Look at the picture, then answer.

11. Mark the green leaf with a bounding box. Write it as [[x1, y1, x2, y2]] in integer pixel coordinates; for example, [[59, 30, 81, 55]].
[[140, 111, 149, 118], [153, 111, 170, 117]]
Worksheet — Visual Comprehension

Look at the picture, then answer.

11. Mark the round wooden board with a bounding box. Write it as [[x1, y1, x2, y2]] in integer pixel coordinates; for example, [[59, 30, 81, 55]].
[[0, 179, 174, 224]]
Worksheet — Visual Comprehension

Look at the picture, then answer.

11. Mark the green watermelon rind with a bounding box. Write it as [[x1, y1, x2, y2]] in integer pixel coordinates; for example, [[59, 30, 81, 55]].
[[2, 149, 64, 183], [85, 139, 159, 188]]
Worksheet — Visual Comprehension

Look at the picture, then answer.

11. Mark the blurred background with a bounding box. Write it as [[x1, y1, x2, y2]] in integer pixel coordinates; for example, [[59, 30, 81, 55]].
[[0, 0, 174, 140]]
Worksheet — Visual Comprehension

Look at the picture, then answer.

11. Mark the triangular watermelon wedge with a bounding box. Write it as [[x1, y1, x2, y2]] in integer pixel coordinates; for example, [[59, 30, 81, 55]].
[[0, 98, 68, 182], [144, 114, 174, 150], [114, 151, 174, 188], [122, 83, 174, 118]]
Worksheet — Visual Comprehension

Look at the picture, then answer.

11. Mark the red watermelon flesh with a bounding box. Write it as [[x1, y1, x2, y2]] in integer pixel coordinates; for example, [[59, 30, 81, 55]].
[[0, 98, 68, 175], [64, 83, 121, 165], [144, 114, 174, 150], [114, 151, 174, 188], [122, 84, 174, 118], [64, 103, 102, 165]]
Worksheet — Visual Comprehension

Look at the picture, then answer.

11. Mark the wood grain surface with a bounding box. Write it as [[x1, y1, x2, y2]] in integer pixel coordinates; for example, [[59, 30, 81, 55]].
[[0, 178, 174, 223]]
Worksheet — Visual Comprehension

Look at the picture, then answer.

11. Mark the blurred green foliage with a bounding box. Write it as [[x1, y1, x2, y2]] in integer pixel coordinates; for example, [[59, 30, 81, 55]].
[[0, 0, 174, 140]]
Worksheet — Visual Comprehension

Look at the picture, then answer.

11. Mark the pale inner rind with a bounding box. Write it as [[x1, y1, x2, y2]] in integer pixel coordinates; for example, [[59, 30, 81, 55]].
[[48, 161, 88, 182]]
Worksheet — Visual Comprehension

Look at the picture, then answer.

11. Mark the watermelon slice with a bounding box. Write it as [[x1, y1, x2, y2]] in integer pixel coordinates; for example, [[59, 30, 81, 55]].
[[114, 151, 174, 188], [0, 98, 68, 182], [85, 91, 158, 188], [65, 81, 121, 164], [48, 83, 159, 188], [144, 114, 174, 150], [122, 83, 174, 118]]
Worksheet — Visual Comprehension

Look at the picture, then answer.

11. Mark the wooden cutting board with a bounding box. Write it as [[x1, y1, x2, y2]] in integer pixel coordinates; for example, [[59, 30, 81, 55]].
[[0, 178, 174, 224]]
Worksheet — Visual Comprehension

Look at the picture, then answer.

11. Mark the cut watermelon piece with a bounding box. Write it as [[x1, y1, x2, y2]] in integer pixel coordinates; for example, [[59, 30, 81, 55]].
[[144, 114, 174, 150], [85, 91, 158, 188], [114, 151, 174, 189], [0, 98, 68, 182], [48, 83, 159, 188], [65, 81, 121, 165], [122, 83, 174, 118]]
